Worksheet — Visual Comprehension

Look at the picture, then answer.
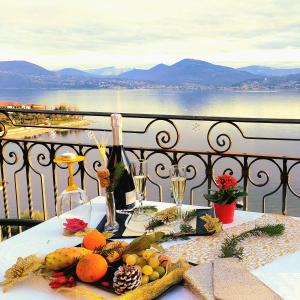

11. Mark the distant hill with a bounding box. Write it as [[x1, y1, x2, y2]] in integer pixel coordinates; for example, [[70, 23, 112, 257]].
[[56, 68, 95, 77], [87, 67, 132, 76], [119, 59, 260, 86], [238, 65, 300, 77], [0, 59, 299, 90], [0, 60, 53, 76]]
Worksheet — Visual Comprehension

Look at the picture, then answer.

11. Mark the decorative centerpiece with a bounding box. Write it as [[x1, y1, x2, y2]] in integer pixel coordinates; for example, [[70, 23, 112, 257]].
[[204, 174, 247, 224], [0, 231, 191, 299]]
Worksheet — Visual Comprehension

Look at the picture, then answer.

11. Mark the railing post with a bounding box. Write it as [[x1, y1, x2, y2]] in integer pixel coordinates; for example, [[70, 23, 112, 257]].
[[242, 157, 249, 211], [78, 145, 85, 191], [0, 141, 11, 237], [23, 141, 33, 219], [281, 158, 288, 215], [50, 144, 58, 213], [206, 154, 213, 206]]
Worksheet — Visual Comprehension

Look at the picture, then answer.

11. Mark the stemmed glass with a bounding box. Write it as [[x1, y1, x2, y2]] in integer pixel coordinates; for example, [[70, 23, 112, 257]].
[[170, 164, 187, 230], [130, 159, 150, 222], [54, 153, 91, 228]]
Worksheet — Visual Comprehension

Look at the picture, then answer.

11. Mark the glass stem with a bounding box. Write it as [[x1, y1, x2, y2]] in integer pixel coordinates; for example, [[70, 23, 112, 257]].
[[177, 202, 183, 222], [139, 193, 145, 215]]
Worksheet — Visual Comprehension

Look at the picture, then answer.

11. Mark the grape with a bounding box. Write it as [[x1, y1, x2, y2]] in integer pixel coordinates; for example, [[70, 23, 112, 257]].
[[136, 257, 147, 267], [141, 275, 149, 285], [148, 257, 160, 269], [126, 254, 137, 265], [143, 250, 155, 260], [149, 271, 160, 281], [155, 266, 166, 277], [142, 265, 153, 275]]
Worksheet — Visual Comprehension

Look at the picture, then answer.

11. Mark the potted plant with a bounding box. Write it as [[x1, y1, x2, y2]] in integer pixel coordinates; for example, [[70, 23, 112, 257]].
[[204, 174, 247, 224]]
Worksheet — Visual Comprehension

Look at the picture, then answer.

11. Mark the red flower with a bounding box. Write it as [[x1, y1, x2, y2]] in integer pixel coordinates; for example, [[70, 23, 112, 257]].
[[216, 174, 237, 191], [63, 218, 88, 233]]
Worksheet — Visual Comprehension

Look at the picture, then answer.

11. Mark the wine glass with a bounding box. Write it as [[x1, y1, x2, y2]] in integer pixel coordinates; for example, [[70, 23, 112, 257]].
[[54, 153, 91, 229], [130, 159, 150, 222], [170, 164, 187, 230]]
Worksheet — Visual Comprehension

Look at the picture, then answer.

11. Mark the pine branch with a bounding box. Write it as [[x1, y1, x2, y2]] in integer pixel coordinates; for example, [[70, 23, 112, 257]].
[[182, 209, 198, 223], [220, 223, 285, 259], [145, 218, 164, 231]]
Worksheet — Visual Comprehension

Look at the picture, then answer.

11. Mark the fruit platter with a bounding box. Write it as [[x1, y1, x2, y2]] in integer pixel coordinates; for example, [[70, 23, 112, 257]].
[[1, 229, 190, 300]]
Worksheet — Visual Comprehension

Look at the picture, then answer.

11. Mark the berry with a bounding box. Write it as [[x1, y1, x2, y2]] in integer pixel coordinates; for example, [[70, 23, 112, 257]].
[[142, 265, 153, 276], [155, 266, 166, 277], [141, 275, 149, 285], [148, 257, 159, 269], [149, 271, 160, 281], [126, 254, 137, 265]]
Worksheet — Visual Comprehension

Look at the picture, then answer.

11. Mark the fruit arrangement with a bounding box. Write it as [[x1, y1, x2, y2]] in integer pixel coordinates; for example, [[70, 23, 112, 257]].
[[122, 250, 171, 286], [42, 230, 172, 295]]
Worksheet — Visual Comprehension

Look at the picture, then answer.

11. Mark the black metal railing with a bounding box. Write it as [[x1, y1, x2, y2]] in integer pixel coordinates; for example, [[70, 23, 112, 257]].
[[1, 108, 300, 239]]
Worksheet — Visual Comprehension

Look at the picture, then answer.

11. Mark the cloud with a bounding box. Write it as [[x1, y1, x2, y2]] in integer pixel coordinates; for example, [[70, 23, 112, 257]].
[[0, 0, 299, 68]]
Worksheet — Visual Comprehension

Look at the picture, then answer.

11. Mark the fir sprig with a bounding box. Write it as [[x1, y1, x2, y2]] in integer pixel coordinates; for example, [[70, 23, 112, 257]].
[[182, 209, 198, 223], [145, 209, 197, 240], [145, 218, 164, 231], [220, 223, 285, 259]]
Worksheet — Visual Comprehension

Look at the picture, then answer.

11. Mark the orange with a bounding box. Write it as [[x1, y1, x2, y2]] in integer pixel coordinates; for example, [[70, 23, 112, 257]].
[[76, 253, 108, 283], [83, 231, 106, 250]]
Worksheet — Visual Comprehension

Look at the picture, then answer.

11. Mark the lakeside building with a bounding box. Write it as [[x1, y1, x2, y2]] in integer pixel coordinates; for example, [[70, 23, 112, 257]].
[[0, 102, 46, 109]]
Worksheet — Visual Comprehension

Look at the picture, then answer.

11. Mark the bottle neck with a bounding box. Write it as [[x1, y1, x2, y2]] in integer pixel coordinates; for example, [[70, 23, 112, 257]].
[[112, 126, 123, 146]]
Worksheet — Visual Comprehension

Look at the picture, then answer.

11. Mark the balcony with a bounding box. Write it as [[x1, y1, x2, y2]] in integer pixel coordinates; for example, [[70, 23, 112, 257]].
[[1, 108, 300, 239]]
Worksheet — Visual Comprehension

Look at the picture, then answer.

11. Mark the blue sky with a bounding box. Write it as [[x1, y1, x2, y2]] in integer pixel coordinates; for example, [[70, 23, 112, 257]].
[[0, 0, 299, 69]]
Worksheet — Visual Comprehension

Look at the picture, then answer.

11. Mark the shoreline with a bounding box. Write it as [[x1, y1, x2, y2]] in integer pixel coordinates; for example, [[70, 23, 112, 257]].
[[4, 119, 92, 139]]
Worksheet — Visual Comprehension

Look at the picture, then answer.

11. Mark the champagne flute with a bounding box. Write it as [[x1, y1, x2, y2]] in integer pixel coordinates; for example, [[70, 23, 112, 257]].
[[130, 159, 150, 222], [170, 165, 187, 229]]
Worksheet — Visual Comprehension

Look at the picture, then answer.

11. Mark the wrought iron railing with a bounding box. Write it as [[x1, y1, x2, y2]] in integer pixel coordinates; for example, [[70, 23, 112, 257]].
[[1, 108, 300, 239]]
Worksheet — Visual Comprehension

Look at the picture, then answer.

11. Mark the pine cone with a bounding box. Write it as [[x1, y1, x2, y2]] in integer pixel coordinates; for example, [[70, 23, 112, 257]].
[[113, 265, 142, 294]]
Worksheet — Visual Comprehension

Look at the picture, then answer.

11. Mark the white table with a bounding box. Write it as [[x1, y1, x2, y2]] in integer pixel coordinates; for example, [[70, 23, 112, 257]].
[[1, 197, 300, 300]]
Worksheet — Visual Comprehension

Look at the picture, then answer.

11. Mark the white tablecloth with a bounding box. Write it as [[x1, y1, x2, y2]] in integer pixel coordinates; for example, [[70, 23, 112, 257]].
[[0, 197, 300, 299]]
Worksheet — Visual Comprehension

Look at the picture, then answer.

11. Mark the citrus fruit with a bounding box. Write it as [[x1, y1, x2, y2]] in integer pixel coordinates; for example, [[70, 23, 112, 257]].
[[126, 254, 137, 265], [83, 231, 106, 250], [142, 265, 153, 276], [76, 253, 108, 283]]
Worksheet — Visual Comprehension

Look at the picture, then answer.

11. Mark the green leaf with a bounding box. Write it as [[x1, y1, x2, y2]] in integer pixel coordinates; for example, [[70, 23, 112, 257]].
[[124, 232, 165, 254]]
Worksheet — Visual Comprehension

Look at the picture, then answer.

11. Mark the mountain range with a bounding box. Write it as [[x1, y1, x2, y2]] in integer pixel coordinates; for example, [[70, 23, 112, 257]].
[[0, 59, 299, 90]]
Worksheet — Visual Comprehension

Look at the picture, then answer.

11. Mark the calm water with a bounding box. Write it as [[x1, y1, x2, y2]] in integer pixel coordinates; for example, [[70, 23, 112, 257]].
[[1, 89, 300, 217], [1, 89, 300, 118]]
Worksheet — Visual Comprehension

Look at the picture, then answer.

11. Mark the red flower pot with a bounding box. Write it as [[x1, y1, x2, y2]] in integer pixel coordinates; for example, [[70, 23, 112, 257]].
[[214, 202, 236, 224]]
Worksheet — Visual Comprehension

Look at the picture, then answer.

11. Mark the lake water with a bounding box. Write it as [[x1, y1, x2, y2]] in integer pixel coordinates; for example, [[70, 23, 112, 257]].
[[1, 89, 300, 217], [1, 89, 300, 118]]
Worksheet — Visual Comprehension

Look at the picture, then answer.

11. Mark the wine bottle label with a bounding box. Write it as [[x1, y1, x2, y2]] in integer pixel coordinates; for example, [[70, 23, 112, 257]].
[[126, 190, 136, 205]]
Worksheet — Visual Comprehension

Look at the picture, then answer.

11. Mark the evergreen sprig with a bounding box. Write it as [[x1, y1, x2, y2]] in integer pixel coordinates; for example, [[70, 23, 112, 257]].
[[145, 218, 164, 231], [182, 209, 198, 223], [220, 223, 285, 259]]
